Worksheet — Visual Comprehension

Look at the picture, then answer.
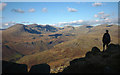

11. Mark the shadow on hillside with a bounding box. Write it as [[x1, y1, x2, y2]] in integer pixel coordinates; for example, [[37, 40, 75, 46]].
[[29, 64, 50, 73], [61, 44, 120, 74], [2, 60, 28, 74], [2, 43, 120, 75], [2, 61, 50, 75]]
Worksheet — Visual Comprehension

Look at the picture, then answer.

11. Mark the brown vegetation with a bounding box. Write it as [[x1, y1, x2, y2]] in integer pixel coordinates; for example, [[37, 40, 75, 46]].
[[2, 24, 119, 73]]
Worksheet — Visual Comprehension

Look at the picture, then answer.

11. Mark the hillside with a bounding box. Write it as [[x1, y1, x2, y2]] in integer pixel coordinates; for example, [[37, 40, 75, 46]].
[[2, 43, 120, 74], [2, 45, 23, 61], [62, 44, 120, 73], [17, 24, 119, 73], [24, 24, 61, 34], [2, 24, 119, 73], [17, 34, 119, 73], [2, 24, 76, 61]]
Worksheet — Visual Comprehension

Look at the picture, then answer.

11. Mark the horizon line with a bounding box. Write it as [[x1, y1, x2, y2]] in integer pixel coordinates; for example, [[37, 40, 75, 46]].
[[0, 23, 118, 29]]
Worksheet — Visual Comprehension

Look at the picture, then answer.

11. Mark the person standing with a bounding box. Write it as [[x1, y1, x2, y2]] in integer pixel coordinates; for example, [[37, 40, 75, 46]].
[[102, 30, 111, 51]]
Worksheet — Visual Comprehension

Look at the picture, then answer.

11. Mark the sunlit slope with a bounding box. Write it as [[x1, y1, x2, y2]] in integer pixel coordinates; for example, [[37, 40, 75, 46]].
[[2, 24, 75, 61], [17, 25, 119, 73]]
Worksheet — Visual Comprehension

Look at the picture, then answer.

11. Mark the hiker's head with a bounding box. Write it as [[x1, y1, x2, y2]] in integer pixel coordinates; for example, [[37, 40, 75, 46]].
[[106, 30, 109, 33]]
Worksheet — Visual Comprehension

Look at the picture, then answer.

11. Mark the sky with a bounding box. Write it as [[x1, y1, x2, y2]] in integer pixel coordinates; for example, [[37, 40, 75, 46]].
[[2, 0, 120, 2], [0, 2, 118, 29]]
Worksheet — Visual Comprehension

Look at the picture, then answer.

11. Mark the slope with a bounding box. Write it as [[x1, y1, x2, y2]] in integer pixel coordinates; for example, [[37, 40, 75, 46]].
[[16, 24, 119, 73], [62, 44, 120, 73]]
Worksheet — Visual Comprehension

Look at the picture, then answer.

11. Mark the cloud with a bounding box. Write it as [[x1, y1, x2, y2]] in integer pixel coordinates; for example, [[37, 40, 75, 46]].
[[104, 18, 111, 22], [2, 21, 16, 29], [95, 20, 99, 22], [12, 9, 24, 13], [29, 8, 35, 12], [98, 11, 104, 15], [4, 23, 9, 26], [67, 7, 78, 12], [94, 11, 110, 19], [42, 8, 47, 12], [69, 20, 84, 24], [54, 18, 118, 27], [94, 14, 99, 18], [92, 2, 102, 7], [55, 20, 86, 26], [100, 14, 110, 19], [78, 20, 84, 23], [0, 2, 7, 11], [93, 11, 117, 25]]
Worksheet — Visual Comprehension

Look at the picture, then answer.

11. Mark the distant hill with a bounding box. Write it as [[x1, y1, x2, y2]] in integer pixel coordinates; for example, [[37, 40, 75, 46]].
[[2, 24, 74, 61], [3, 24, 60, 35], [0, 29, 6, 30], [3, 24, 26, 35], [24, 24, 60, 34]]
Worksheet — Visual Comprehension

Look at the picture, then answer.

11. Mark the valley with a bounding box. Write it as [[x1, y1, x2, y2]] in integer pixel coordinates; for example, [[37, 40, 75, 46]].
[[1, 24, 119, 73]]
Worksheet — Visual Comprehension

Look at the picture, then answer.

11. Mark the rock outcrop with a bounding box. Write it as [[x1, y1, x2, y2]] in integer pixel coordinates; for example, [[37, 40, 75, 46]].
[[62, 44, 120, 74]]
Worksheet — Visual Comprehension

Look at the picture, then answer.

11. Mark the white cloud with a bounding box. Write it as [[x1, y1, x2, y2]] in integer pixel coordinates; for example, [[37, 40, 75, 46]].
[[95, 12, 110, 19], [104, 18, 112, 23], [67, 20, 84, 25], [54, 18, 118, 27], [94, 14, 99, 18], [100, 14, 110, 19], [94, 12, 117, 25], [67, 7, 78, 12], [78, 20, 84, 23], [95, 20, 99, 22], [4, 23, 9, 26], [2, 21, 16, 29], [42, 8, 47, 12], [71, 21, 77, 23], [55, 20, 85, 26], [29, 8, 35, 12], [3, 21, 16, 26], [92, 2, 102, 7], [98, 11, 104, 15], [12, 9, 24, 13], [0, 3, 7, 11], [59, 22, 67, 24]]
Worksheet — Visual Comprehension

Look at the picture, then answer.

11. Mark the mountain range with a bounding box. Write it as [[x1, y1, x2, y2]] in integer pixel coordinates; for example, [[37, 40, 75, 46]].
[[1, 24, 120, 73]]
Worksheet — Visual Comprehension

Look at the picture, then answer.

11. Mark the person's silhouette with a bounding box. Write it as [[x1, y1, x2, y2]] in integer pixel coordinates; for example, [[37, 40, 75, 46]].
[[102, 30, 111, 51]]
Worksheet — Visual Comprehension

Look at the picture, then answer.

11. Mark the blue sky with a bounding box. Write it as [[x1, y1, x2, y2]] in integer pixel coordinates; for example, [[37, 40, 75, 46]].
[[2, 0, 120, 2], [0, 2, 118, 28]]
